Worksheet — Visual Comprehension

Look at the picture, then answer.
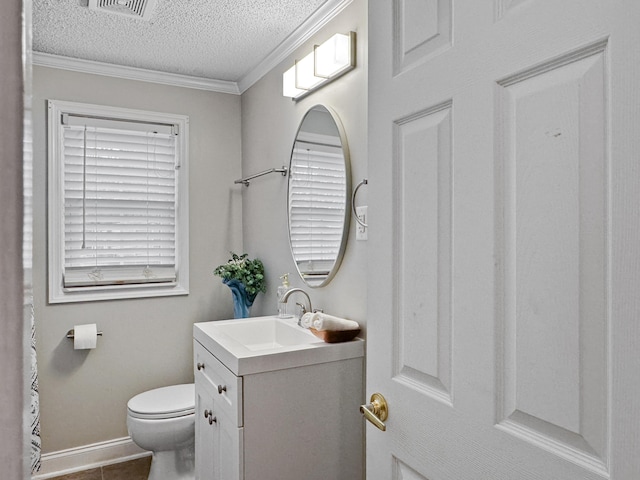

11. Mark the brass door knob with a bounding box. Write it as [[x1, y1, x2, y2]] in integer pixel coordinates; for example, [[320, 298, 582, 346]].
[[359, 393, 388, 431]]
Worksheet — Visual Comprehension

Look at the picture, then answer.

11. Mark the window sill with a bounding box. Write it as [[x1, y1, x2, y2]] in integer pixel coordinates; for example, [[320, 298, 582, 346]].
[[48, 282, 189, 304]]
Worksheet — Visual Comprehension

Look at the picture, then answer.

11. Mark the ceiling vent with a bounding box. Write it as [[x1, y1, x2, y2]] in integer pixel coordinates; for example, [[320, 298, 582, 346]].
[[87, 0, 158, 21]]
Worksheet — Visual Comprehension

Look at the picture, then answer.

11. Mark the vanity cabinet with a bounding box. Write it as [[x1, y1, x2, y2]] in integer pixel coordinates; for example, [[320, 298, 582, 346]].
[[193, 334, 364, 480]]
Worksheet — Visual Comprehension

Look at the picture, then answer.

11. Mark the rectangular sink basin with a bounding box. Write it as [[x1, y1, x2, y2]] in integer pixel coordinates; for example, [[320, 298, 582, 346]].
[[194, 316, 364, 375], [216, 317, 322, 351]]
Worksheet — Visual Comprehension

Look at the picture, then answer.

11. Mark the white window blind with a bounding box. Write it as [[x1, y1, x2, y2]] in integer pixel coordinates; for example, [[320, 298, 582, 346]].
[[62, 118, 178, 287], [288, 138, 346, 276], [48, 99, 189, 303]]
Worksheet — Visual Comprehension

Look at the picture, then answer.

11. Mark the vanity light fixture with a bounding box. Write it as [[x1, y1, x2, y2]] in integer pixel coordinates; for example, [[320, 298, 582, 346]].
[[283, 31, 357, 100]]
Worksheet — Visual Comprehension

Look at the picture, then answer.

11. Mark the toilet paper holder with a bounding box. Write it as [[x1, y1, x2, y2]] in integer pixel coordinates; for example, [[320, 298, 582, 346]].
[[66, 329, 103, 339]]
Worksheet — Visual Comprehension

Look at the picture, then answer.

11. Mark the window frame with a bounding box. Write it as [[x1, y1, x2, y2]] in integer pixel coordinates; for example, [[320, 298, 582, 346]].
[[47, 99, 189, 303]]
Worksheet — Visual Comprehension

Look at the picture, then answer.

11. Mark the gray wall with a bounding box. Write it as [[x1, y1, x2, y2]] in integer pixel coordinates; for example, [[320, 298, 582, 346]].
[[32, 66, 243, 452], [241, 0, 368, 326]]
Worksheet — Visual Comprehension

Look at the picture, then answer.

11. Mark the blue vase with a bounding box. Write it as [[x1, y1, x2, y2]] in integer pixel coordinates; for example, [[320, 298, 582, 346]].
[[223, 279, 258, 318]]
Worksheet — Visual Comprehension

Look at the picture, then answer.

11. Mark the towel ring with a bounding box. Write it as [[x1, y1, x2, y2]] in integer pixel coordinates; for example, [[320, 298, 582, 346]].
[[352, 178, 368, 228]]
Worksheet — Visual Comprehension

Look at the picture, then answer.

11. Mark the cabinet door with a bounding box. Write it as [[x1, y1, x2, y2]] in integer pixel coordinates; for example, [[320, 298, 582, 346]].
[[194, 340, 243, 426], [195, 341, 244, 480], [195, 381, 216, 480], [217, 413, 243, 480]]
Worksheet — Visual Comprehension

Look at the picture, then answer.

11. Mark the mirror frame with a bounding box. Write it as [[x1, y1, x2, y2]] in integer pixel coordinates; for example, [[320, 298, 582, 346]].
[[287, 105, 352, 288]]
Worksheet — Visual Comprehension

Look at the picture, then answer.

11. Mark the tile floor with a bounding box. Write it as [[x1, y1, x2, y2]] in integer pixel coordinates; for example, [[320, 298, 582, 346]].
[[47, 456, 151, 480]]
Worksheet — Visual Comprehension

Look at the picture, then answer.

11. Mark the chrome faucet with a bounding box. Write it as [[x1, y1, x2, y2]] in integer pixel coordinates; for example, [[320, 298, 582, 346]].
[[280, 288, 313, 325]]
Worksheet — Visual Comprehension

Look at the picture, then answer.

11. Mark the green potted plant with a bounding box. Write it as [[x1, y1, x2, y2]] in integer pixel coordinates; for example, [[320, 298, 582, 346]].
[[214, 252, 266, 318]]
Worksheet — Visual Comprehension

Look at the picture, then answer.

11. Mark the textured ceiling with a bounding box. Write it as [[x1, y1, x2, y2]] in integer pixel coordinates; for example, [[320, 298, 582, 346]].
[[32, 0, 328, 82]]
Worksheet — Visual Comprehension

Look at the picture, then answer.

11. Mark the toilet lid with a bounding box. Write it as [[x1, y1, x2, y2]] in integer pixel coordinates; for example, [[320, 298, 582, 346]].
[[127, 384, 195, 419]]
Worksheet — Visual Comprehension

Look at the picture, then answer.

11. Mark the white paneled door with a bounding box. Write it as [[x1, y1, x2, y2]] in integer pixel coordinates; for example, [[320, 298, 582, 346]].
[[366, 1, 640, 479]]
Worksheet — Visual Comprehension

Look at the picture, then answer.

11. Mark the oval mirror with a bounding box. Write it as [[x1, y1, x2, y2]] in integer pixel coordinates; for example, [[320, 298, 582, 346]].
[[288, 105, 351, 288]]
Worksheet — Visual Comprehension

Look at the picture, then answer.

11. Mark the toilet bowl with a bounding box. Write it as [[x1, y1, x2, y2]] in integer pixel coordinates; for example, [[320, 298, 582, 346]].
[[127, 384, 195, 480]]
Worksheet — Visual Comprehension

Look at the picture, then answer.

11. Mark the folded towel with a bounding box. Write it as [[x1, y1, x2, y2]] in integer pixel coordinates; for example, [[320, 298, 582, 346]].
[[299, 312, 318, 329], [312, 313, 359, 331]]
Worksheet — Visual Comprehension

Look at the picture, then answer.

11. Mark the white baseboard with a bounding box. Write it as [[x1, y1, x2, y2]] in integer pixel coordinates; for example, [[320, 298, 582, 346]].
[[33, 437, 151, 479]]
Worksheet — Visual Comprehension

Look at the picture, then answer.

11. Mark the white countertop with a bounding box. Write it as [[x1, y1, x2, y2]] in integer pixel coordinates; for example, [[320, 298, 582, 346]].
[[194, 315, 364, 376]]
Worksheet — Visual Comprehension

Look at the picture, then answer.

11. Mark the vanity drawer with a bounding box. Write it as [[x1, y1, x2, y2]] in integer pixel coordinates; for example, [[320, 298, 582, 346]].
[[194, 340, 243, 427]]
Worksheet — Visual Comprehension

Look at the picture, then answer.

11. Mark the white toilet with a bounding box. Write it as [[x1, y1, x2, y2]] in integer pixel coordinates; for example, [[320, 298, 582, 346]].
[[127, 383, 196, 480]]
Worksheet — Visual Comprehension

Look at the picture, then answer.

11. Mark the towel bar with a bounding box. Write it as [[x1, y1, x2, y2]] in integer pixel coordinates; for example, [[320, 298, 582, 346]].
[[235, 166, 287, 187]]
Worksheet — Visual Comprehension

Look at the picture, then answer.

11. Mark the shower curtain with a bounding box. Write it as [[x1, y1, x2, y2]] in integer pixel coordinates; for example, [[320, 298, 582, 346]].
[[28, 302, 41, 474], [25, 155, 40, 474], [24, 62, 40, 472]]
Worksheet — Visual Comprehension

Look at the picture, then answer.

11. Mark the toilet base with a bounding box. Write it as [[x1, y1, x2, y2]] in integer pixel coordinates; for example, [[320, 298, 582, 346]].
[[148, 447, 195, 480]]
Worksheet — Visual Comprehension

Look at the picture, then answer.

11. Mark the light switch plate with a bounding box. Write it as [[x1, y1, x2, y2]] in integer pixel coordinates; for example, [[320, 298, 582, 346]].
[[356, 206, 368, 241]]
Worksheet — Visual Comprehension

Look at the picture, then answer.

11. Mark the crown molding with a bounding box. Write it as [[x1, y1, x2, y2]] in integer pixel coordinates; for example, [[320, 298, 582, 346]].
[[31, 0, 353, 95], [237, 0, 354, 93], [32, 52, 240, 94]]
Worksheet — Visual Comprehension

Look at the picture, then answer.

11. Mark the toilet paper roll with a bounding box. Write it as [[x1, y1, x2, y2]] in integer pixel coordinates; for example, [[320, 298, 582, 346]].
[[73, 324, 98, 350]]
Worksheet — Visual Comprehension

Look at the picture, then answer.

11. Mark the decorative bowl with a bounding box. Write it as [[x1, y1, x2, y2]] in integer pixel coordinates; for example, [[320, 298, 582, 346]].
[[309, 328, 360, 343]]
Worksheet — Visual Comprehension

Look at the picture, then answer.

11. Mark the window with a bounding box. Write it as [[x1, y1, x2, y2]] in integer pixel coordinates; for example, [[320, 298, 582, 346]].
[[48, 100, 189, 303]]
